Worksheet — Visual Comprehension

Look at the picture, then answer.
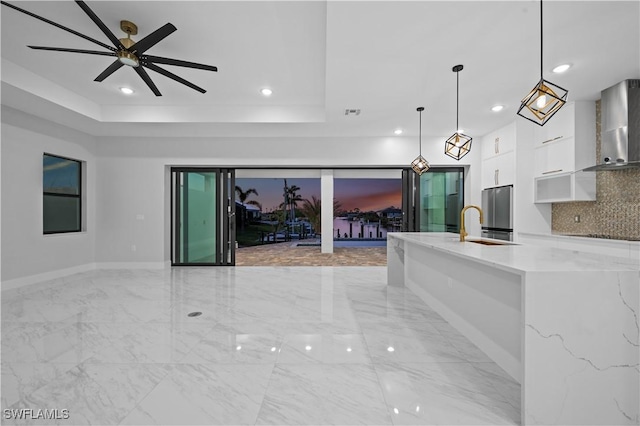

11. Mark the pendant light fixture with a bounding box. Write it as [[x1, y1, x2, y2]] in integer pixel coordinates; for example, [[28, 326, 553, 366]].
[[444, 65, 472, 161], [517, 0, 568, 126], [411, 107, 430, 175]]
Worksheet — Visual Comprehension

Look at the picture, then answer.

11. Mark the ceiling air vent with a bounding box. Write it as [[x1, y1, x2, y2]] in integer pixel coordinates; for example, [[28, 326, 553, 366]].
[[344, 109, 361, 116]]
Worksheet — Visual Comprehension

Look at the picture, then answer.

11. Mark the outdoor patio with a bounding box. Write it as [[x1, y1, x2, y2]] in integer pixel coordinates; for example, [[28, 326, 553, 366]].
[[235, 240, 387, 266]]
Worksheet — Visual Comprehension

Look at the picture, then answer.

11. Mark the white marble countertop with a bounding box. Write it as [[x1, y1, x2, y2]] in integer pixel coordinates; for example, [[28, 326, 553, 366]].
[[388, 232, 640, 275], [520, 231, 640, 245]]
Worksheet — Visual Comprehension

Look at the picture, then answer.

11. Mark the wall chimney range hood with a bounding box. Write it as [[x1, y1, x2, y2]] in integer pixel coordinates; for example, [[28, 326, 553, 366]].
[[583, 79, 640, 171]]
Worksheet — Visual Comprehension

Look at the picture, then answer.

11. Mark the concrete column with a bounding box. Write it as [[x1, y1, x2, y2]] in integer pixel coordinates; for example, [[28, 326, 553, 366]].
[[320, 169, 334, 253]]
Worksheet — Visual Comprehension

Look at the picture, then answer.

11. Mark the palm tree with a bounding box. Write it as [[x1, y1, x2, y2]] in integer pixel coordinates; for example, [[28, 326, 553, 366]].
[[235, 185, 259, 228], [286, 184, 302, 223], [280, 182, 303, 225], [300, 196, 321, 234], [299, 196, 343, 235], [235, 185, 259, 204]]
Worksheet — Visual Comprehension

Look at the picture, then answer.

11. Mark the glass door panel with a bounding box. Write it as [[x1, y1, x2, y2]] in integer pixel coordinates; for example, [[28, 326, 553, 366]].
[[418, 168, 464, 233], [172, 168, 235, 266]]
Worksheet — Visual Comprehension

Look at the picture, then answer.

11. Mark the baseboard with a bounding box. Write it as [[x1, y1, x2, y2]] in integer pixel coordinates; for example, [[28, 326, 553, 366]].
[[1, 263, 97, 292], [1, 261, 170, 292], [96, 262, 168, 270]]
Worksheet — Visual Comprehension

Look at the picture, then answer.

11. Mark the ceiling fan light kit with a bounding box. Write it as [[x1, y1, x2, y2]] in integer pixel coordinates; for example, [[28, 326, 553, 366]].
[[444, 64, 472, 161], [517, 0, 568, 126], [0, 0, 218, 96]]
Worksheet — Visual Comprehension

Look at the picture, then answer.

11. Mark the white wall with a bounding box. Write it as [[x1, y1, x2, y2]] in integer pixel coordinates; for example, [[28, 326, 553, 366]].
[[95, 134, 483, 264], [1, 107, 97, 284], [95, 157, 166, 265], [0, 105, 486, 280]]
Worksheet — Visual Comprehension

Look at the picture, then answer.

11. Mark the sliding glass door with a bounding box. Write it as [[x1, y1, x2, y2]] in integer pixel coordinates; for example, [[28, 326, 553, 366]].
[[418, 168, 464, 232], [172, 168, 235, 265], [402, 167, 464, 232]]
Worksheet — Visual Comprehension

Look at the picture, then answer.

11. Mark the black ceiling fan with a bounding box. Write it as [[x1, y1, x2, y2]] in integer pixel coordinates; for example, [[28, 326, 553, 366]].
[[1, 0, 218, 96]]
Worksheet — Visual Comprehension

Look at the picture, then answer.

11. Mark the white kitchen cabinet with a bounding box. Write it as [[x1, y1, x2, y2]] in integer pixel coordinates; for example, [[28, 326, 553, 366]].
[[481, 123, 516, 161], [534, 171, 596, 203], [481, 122, 516, 188], [532, 101, 596, 202], [533, 136, 574, 177], [481, 151, 515, 188]]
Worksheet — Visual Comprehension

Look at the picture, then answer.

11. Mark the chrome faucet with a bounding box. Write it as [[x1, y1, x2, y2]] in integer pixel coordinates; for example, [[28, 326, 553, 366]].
[[460, 205, 483, 242]]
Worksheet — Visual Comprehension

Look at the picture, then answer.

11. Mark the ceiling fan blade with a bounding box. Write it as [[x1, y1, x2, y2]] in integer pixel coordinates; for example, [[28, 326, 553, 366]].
[[94, 60, 124, 82], [1, 1, 115, 51], [75, 1, 124, 50], [144, 62, 206, 94], [142, 55, 218, 72], [29, 46, 116, 57], [135, 66, 162, 96], [130, 23, 177, 55]]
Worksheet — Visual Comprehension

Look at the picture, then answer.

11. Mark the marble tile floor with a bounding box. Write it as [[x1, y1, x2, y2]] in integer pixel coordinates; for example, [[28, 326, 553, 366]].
[[1, 267, 520, 425]]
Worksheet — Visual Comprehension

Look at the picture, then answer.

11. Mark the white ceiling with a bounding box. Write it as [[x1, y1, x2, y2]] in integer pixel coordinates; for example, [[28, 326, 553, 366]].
[[1, 0, 639, 139]]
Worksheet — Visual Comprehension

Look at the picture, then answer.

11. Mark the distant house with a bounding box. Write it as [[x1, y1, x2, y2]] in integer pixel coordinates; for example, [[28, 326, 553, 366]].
[[377, 206, 402, 219], [236, 201, 261, 226]]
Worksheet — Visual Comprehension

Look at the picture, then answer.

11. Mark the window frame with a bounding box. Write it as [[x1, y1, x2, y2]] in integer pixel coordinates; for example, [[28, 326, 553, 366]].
[[43, 153, 82, 234]]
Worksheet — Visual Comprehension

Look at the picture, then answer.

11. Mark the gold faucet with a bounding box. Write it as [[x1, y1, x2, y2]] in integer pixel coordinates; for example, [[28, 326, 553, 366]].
[[460, 205, 484, 242]]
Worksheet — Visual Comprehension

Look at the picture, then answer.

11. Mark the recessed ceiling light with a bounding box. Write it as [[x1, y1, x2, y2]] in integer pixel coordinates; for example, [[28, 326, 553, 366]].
[[491, 105, 504, 112], [552, 64, 571, 74], [119, 87, 134, 95], [261, 88, 273, 96], [394, 129, 403, 135]]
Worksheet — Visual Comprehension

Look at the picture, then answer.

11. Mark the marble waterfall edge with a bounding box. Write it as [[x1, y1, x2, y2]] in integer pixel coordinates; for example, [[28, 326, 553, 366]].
[[387, 232, 640, 426]]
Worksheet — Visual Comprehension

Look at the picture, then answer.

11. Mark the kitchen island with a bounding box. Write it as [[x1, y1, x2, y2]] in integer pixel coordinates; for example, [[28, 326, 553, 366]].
[[387, 232, 639, 426]]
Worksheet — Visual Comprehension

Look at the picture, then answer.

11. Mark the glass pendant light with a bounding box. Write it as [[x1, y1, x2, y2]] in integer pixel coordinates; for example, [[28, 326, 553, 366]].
[[444, 65, 472, 160], [517, 0, 568, 126], [411, 107, 430, 175]]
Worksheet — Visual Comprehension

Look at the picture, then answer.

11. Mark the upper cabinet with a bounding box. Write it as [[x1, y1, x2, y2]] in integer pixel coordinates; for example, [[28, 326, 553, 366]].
[[481, 122, 516, 189], [532, 101, 596, 203]]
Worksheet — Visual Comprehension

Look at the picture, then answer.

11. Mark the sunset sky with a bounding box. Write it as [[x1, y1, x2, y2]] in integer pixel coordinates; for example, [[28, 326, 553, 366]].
[[235, 178, 401, 212]]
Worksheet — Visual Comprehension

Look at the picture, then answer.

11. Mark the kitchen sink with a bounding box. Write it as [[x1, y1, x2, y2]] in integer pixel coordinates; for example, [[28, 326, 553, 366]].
[[466, 239, 517, 246]]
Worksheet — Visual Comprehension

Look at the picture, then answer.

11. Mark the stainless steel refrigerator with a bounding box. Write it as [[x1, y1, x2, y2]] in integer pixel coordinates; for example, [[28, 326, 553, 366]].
[[481, 185, 513, 241]]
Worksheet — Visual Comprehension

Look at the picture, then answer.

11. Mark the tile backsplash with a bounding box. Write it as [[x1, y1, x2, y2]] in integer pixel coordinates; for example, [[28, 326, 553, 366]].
[[552, 100, 640, 240]]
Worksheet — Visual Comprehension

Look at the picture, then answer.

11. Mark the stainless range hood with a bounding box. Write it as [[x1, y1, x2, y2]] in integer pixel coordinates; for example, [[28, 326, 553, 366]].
[[583, 79, 640, 171]]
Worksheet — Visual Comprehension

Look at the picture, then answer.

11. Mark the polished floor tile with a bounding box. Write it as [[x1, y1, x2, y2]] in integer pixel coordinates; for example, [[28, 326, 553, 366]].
[[375, 361, 520, 425], [120, 363, 273, 425], [8, 363, 171, 425], [256, 364, 391, 425], [1, 266, 520, 425]]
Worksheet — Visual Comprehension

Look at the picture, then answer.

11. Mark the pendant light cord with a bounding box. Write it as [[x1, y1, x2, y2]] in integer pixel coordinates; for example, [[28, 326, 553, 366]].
[[540, 0, 543, 80], [419, 108, 422, 156], [456, 70, 459, 132]]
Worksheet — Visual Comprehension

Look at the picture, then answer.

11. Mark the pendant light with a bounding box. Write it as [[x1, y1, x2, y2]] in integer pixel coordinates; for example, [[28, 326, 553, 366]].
[[517, 0, 568, 126], [411, 107, 430, 175], [444, 65, 472, 161]]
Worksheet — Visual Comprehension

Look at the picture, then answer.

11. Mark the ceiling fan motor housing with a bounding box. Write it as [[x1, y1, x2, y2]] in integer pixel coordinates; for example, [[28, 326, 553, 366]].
[[117, 20, 138, 66]]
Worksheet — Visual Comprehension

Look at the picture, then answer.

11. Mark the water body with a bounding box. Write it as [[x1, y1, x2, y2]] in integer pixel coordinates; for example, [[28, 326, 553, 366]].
[[332, 217, 387, 239]]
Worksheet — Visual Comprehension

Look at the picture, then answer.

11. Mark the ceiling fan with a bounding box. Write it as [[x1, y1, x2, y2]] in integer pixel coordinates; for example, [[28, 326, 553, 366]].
[[1, 0, 218, 96]]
